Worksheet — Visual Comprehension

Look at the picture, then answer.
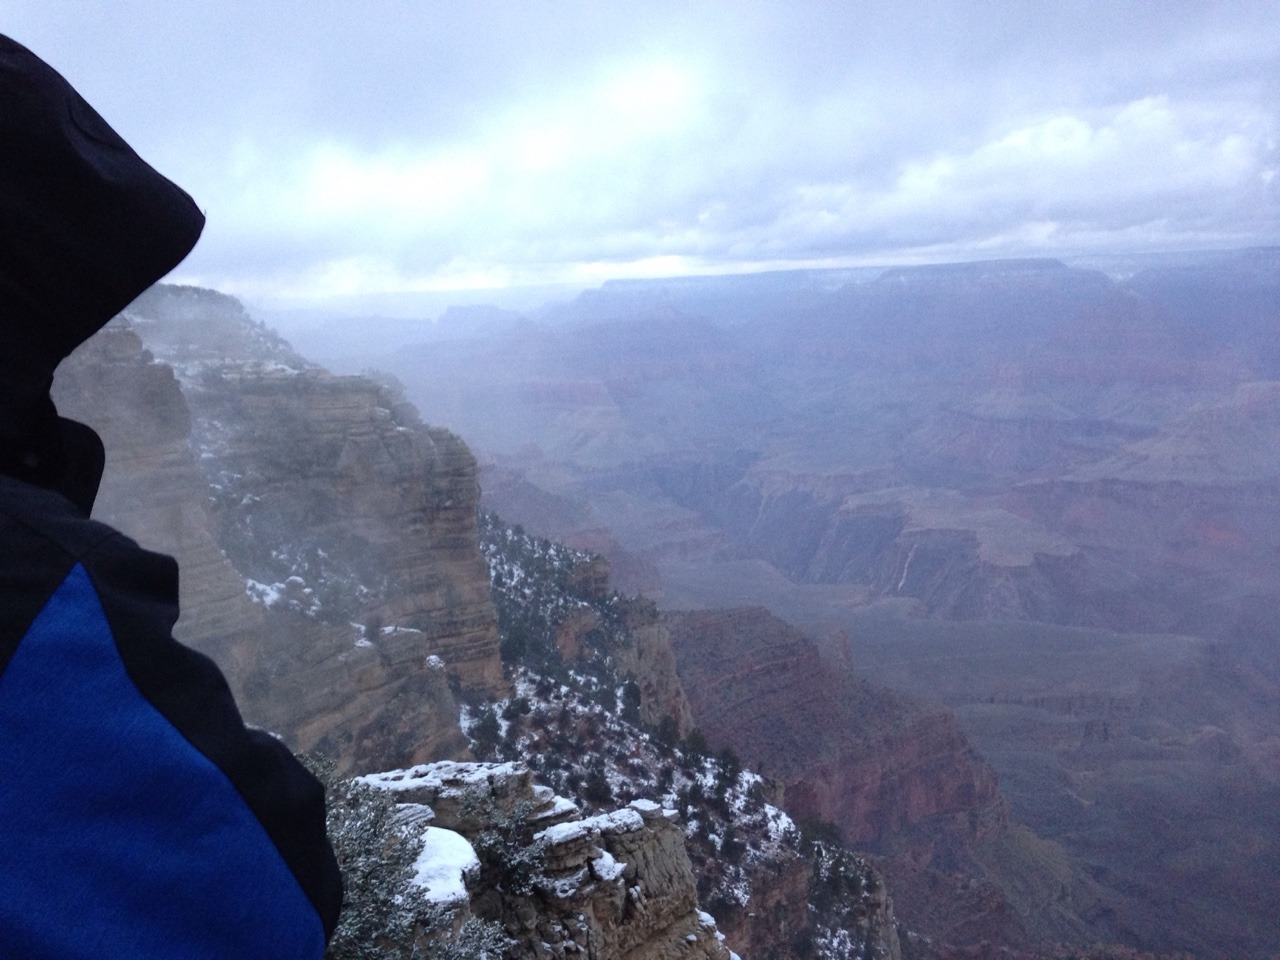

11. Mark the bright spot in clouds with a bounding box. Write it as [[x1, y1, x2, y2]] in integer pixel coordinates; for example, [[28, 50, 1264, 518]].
[[268, 59, 705, 255], [5, 0, 1275, 305], [602, 62, 697, 127], [296, 145, 492, 225]]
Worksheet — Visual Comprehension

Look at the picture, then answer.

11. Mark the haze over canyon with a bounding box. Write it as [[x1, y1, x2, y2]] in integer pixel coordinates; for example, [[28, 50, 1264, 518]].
[[54, 247, 1280, 959], [290, 247, 1280, 959]]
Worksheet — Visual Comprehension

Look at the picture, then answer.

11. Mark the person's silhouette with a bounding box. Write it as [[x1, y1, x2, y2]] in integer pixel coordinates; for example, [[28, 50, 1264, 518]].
[[0, 34, 341, 958]]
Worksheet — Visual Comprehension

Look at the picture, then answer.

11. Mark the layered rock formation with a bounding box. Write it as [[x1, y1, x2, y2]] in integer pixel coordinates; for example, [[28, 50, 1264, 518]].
[[55, 286, 506, 773], [53, 324, 265, 674], [360, 761, 735, 960], [355, 250, 1280, 643], [666, 607, 1005, 850], [482, 519, 695, 740], [480, 516, 906, 959], [666, 607, 1108, 951], [189, 365, 504, 694]]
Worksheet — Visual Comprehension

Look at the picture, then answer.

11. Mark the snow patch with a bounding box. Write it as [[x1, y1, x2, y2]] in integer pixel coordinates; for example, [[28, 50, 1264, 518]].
[[356, 760, 524, 796], [591, 849, 626, 882], [531, 795, 581, 822], [537, 867, 588, 899], [410, 827, 478, 905], [244, 578, 282, 606]]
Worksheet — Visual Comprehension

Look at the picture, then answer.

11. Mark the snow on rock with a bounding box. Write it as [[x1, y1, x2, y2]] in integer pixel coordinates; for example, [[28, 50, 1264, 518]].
[[591, 849, 627, 882], [532, 794, 581, 823], [356, 760, 523, 797], [583, 807, 646, 835], [356, 756, 736, 959], [537, 807, 645, 845], [537, 866, 590, 900], [536, 819, 595, 846], [409, 827, 478, 905], [243, 575, 320, 616], [381, 624, 425, 637], [392, 802, 436, 830], [244, 578, 282, 606]]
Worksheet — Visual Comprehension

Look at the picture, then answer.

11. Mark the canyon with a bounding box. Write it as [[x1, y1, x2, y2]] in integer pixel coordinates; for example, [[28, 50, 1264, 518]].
[[55, 285, 915, 958], [55, 287, 500, 774], [53, 249, 1280, 957], [297, 248, 1280, 959]]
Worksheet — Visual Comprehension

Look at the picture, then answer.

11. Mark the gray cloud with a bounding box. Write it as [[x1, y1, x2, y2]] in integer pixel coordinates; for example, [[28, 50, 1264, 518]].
[[6, 1, 1278, 303]]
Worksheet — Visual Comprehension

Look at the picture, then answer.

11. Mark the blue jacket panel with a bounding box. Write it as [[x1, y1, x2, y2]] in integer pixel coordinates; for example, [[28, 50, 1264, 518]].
[[0, 564, 325, 959], [0, 475, 341, 957]]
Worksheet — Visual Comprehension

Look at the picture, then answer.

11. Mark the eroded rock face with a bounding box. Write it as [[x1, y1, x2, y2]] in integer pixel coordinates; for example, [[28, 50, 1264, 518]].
[[54, 291, 505, 773], [614, 620, 697, 737], [713, 851, 811, 957], [544, 551, 694, 738], [361, 761, 734, 960], [666, 607, 1111, 951], [188, 365, 505, 697], [54, 324, 262, 676], [667, 607, 1005, 850], [532, 804, 731, 960]]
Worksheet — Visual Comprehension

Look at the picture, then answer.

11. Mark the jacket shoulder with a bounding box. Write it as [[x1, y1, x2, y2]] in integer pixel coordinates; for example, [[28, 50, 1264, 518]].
[[0, 474, 341, 948], [0, 475, 124, 675]]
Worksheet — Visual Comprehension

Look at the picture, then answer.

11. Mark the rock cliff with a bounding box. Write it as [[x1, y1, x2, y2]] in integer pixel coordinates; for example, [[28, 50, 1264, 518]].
[[480, 518, 905, 959], [666, 607, 1005, 850], [359, 761, 735, 960], [189, 365, 504, 695], [55, 286, 506, 773], [53, 323, 265, 674], [666, 607, 1105, 951]]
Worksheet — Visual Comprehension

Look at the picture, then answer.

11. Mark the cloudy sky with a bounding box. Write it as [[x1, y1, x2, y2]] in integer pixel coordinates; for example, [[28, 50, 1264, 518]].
[[7, 1, 1279, 308]]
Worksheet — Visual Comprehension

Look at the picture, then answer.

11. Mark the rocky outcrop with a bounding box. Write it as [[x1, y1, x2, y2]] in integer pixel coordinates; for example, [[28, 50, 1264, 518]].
[[55, 287, 507, 773], [543, 551, 694, 738], [715, 851, 811, 957], [54, 324, 265, 676], [666, 607, 1108, 952], [360, 761, 734, 960], [614, 619, 697, 739], [188, 365, 505, 695], [667, 608, 1005, 850]]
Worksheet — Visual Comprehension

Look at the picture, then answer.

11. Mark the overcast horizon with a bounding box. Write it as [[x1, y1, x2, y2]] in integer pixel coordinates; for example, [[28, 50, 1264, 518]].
[[7, 1, 1278, 309]]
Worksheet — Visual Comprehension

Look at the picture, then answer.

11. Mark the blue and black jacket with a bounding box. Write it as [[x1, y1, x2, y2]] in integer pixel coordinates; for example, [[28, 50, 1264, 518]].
[[0, 34, 342, 958], [0, 469, 341, 958]]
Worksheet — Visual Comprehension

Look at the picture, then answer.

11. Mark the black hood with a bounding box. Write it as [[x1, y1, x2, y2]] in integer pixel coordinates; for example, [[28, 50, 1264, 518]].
[[0, 34, 204, 495]]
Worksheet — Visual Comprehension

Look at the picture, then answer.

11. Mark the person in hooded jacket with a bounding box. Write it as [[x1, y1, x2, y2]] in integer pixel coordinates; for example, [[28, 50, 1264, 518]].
[[0, 35, 342, 958]]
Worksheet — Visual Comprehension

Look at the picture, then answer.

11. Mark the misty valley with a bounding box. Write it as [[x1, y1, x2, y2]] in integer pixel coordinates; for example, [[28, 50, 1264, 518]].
[[62, 249, 1280, 960]]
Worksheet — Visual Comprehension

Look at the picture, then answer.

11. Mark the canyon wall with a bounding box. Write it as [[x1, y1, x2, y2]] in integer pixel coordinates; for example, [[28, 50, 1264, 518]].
[[54, 288, 506, 774], [666, 608, 1005, 850], [665, 606, 1107, 951], [360, 761, 736, 960]]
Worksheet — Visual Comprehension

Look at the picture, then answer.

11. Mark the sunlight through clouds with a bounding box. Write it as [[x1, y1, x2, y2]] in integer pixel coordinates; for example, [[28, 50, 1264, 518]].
[[265, 58, 706, 277], [10, 0, 1272, 302], [295, 145, 492, 226]]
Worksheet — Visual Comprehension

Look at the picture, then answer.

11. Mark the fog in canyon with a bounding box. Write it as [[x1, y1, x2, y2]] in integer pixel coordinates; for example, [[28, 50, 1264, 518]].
[[285, 248, 1280, 958]]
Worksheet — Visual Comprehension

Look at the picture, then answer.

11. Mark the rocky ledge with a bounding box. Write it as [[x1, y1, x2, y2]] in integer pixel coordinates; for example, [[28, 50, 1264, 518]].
[[360, 761, 736, 960]]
